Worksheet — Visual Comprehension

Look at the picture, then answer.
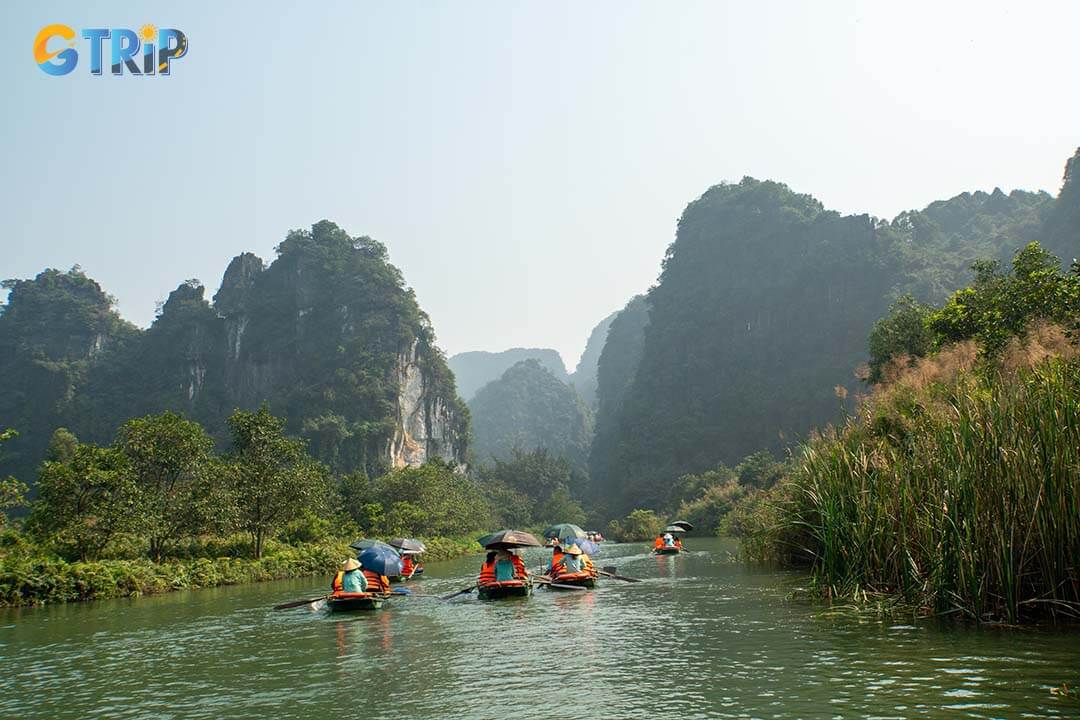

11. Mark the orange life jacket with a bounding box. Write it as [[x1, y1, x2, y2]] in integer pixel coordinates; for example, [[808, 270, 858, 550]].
[[330, 570, 345, 592], [511, 555, 527, 579], [362, 569, 390, 594], [401, 556, 414, 575], [674, 538, 683, 548], [654, 537, 664, 549], [479, 559, 497, 586]]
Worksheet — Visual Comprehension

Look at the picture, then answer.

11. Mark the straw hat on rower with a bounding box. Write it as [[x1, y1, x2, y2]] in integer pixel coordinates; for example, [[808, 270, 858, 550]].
[[342, 557, 361, 572], [564, 543, 583, 556]]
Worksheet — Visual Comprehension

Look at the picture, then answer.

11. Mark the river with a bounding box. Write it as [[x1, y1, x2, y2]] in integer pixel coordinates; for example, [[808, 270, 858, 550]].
[[2, 538, 1078, 718]]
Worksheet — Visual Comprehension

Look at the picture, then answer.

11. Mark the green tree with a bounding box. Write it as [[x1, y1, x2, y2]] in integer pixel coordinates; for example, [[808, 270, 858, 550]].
[[114, 412, 215, 560], [0, 429, 28, 527], [477, 448, 585, 527], [867, 295, 934, 383], [223, 406, 330, 558], [365, 460, 491, 537], [31, 431, 139, 560]]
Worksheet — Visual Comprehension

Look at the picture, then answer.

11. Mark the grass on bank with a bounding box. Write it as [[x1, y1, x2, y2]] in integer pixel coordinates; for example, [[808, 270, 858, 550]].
[[751, 326, 1080, 624], [0, 532, 482, 607]]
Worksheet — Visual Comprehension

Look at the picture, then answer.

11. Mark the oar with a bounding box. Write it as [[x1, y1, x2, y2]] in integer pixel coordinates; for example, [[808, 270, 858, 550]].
[[273, 595, 327, 610], [391, 587, 412, 595], [599, 567, 641, 583], [534, 576, 588, 591], [441, 585, 476, 601]]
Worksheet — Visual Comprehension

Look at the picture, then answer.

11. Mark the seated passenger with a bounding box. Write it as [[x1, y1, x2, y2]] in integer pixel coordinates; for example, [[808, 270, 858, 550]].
[[547, 542, 564, 576], [361, 561, 392, 594], [401, 552, 423, 578], [553, 543, 585, 576], [479, 551, 498, 586], [331, 558, 368, 593], [662, 533, 676, 548]]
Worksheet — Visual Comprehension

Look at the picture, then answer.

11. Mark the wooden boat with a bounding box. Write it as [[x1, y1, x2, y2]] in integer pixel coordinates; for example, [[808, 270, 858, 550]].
[[477, 579, 532, 600], [326, 591, 385, 612], [547, 571, 596, 589], [654, 546, 681, 555]]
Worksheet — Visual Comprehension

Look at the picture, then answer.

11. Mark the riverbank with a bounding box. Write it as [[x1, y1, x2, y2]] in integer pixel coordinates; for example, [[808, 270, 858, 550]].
[[748, 333, 1080, 624], [0, 534, 482, 607]]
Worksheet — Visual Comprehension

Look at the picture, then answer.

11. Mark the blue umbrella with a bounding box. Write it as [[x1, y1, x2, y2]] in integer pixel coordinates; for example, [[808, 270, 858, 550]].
[[568, 538, 600, 556], [358, 546, 403, 577]]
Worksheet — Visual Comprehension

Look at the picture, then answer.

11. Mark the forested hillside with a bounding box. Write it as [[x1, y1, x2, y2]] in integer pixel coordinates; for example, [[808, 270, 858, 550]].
[[0, 221, 467, 485], [448, 348, 568, 400], [569, 308, 619, 408], [467, 359, 592, 473], [591, 149, 1080, 517]]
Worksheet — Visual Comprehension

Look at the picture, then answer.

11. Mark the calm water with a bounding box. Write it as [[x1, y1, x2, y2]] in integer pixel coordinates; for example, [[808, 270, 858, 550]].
[[2, 538, 1078, 719]]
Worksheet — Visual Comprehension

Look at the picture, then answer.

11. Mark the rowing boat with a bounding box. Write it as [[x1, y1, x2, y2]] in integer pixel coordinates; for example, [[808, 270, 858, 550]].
[[477, 579, 532, 600], [547, 571, 596, 589], [654, 546, 681, 555], [326, 591, 386, 612]]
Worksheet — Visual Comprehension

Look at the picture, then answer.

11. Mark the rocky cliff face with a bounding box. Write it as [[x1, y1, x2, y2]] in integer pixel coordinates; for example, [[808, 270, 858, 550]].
[[1, 222, 468, 484]]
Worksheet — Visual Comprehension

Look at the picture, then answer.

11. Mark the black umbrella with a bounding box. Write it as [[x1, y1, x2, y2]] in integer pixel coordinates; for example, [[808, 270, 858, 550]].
[[388, 538, 427, 553], [349, 539, 401, 556], [477, 529, 543, 549], [670, 520, 694, 531]]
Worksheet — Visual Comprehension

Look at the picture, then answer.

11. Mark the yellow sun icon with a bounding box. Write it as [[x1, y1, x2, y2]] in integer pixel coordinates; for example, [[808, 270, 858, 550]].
[[139, 24, 157, 43]]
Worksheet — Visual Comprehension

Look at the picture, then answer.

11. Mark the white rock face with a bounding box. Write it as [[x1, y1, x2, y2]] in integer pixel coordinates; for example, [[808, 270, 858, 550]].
[[388, 340, 465, 469]]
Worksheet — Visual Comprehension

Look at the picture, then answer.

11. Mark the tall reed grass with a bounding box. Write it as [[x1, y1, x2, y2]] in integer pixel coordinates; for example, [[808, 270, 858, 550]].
[[757, 327, 1080, 623]]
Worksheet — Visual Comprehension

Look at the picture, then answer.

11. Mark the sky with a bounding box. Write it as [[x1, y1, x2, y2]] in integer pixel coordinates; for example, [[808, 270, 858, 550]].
[[3, 1, 1079, 371]]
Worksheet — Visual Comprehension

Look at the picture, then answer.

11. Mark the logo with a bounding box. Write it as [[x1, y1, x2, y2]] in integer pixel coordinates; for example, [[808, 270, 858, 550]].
[[34, 24, 188, 76]]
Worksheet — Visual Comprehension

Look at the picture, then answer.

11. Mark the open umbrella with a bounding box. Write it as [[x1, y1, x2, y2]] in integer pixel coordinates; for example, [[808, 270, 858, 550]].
[[477, 529, 543, 549], [349, 538, 401, 556], [542, 523, 586, 545], [358, 546, 403, 577], [670, 520, 694, 531], [662, 525, 688, 534], [388, 538, 426, 553], [571, 538, 600, 556]]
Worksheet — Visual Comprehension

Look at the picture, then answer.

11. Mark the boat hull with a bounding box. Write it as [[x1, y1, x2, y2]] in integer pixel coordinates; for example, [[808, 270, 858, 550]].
[[477, 581, 532, 600], [327, 592, 385, 612], [548, 572, 596, 589], [654, 546, 681, 555]]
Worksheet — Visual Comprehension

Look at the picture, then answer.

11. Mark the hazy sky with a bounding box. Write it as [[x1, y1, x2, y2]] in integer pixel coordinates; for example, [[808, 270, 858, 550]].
[[3, 1, 1079, 370]]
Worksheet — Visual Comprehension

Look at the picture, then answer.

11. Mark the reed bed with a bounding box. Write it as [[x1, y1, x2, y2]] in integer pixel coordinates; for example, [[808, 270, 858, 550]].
[[759, 333, 1080, 623]]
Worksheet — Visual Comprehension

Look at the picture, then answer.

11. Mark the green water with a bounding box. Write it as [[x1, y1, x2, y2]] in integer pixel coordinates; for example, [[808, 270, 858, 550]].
[[2, 538, 1078, 719]]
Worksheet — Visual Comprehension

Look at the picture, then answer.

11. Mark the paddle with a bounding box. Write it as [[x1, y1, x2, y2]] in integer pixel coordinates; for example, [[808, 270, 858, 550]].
[[441, 585, 476, 601], [273, 596, 327, 610], [599, 567, 641, 583], [533, 576, 588, 592], [391, 587, 412, 595]]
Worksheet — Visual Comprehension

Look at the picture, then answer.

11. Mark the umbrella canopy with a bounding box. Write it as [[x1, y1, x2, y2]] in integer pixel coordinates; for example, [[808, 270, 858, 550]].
[[662, 525, 688, 534], [542, 523, 587, 545], [572, 538, 601, 556], [478, 529, 543, 549], [349, 538, 401, 556], [670, 520, 694, 531], [388, 538, 426, 553], [358, 546, 403, 577]]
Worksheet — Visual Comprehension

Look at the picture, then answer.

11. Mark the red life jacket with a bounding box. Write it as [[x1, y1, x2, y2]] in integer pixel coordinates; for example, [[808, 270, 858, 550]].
[[401, 556, 414, 575], [330, 570, 345, 592]]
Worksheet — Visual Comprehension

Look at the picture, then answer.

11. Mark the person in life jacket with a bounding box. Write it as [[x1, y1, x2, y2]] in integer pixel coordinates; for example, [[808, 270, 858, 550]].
[[662, 533, 676, 548], [480, 548, 529, 585], [653, 535, 665, 551], [400, 552, 423, 578], [360, 560, 392, 594], [674, 536, 683, 550], [547, 542, 564, 576], [331, 558, 368, 593], [552, 543, 591, 578]]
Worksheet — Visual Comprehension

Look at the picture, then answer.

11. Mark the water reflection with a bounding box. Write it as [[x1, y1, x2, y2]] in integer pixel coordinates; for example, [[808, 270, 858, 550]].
[[1, 538, 1078, 719]]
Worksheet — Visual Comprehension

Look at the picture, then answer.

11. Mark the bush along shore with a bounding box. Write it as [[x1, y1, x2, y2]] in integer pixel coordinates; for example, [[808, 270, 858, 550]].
[[745, 243, 1080, 624], [0, 534, 482, 607]]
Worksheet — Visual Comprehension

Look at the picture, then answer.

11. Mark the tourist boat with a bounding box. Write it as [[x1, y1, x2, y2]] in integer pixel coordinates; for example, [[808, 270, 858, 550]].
[[476, 579, 532, 600], [326, 592, 385, 612], [654, 546, 681, 555], [547, 571, 597, 589]]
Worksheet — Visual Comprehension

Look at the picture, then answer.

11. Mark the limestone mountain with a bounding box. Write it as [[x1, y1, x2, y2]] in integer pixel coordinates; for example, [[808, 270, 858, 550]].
[[569, 308, 619, 408], [448, 348, 568, 401], [0, 220, 468, 484], [467, 359, 591, 473]]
